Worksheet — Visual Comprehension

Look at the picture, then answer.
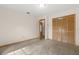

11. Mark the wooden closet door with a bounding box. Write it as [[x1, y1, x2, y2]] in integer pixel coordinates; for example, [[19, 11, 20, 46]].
[[67, 14, 75, 44], [52, 14, 75, 44], [53, 19, 59, 41], [57, 19, 62, 42], [61, 17, 68, 43], [53, 18, 62, 41]]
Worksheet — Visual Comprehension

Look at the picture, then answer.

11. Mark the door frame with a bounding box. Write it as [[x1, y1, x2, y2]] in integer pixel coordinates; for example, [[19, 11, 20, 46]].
[[39, 19, 45, 39]]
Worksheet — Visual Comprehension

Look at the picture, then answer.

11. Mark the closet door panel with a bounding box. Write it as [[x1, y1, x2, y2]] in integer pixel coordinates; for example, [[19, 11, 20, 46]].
[[57, 19, 62, 41], [53, 19, 58, 41], [61, 17, 68, 43], [67, 15, 75, 44]]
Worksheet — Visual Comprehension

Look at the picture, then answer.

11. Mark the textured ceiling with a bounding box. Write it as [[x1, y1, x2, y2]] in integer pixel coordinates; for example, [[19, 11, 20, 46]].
[[0, 4, 79, 16]]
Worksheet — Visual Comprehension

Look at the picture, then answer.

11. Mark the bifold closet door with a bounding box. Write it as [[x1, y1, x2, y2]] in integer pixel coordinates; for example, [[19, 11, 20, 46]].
[[67, 15, 75, 44], [61, 16, 68, 43], [57, 19, 62, 41], [53, 14, 75, 44], [53, 18, 62, 41], [53, 18, 67, 42], [53, 19, 58, 41]]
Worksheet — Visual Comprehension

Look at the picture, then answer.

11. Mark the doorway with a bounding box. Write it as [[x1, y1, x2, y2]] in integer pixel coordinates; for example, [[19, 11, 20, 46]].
[[39, 19, 45, 39], [52, 14, 75, 44]]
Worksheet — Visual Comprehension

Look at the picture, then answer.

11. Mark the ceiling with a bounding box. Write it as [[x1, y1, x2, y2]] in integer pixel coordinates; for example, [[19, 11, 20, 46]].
[[0, 4, 79, 16]]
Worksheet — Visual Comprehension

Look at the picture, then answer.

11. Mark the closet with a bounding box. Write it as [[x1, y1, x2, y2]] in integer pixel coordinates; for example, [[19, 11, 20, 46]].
[[53, 14, 75, 44]]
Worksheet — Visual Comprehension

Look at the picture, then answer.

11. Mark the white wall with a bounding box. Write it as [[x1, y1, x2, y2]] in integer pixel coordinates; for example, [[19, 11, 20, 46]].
[[0, 7, 38, 46], [75, 8, 79, 46]]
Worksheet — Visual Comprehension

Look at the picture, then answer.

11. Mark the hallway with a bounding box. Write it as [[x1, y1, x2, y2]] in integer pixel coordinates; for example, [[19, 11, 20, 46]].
[[0, 39, 79, 55]]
